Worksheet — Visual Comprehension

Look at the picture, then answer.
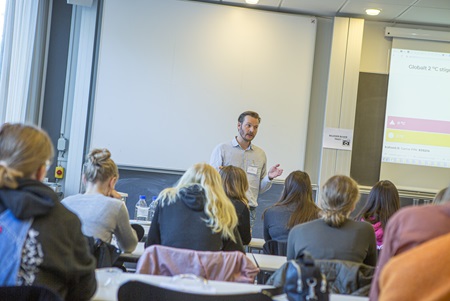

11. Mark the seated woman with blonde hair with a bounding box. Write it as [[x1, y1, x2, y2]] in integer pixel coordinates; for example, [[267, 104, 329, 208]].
[[0, 123, 96, 300], [286, 175, 377, 266], [62, 148, 138, 253], [146, 163, 244, 252]]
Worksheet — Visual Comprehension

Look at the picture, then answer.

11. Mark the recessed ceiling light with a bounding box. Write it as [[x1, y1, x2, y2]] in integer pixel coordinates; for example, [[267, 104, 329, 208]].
[[246, 0, 259, 4], [366, 8, 381, 16]]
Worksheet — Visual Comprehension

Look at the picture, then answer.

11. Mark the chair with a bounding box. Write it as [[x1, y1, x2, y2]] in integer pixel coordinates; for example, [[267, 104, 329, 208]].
[[262, 240, 287, 256], [136, 245, 259, 283], [130, 223, 145, 242], [0, 286, 63, 301], [117, 280, 273, 301]]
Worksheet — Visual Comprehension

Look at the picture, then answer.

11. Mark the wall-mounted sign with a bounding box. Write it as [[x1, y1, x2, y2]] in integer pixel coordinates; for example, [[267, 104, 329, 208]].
[[323, 127, 353, 151]]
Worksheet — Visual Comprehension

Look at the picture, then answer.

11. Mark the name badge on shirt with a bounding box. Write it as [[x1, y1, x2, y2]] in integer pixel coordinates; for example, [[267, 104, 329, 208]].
[[247, 166, 258, 175]]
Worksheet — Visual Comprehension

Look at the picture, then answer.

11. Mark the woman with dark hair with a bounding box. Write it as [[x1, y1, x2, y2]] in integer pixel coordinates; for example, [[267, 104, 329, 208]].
[[263, 171, 319, 242], [354, 180, 400, 250]]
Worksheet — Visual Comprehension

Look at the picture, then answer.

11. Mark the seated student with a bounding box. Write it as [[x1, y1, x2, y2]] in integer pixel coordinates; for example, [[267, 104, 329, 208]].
[[262, 170, 319, 242], [286, 175, 377, 266], [62, 148, 138, 253], [0, 123, 96, 300], [378, 232, 450, 301], [354, 180, 400, 250], [146, 163, 244, 252], [219, 165, 251, 245], [432, 187, 448, 204], [369, 186, 450, 301]]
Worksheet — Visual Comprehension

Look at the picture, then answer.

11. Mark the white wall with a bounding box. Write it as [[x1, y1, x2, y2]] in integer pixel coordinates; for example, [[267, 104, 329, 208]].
[[304, 17, 333, 185], [61, 4, 450, 194], [360, 21, 392, 74]]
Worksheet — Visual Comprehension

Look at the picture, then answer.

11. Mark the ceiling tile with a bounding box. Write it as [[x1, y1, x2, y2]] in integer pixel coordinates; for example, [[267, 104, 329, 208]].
[[415, 0, 450, 9], [397, 6, 450, 26], [340, 1, 410, 19], [280, 0, 347, 16]]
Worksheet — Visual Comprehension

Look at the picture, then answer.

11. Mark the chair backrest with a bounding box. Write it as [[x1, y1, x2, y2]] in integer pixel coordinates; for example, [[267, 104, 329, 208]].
[[0, 286, 63, 301], [262, 240, 287, 256], [130, 223, 145, 242], [118, 280, 273, 301], [136, 245, 259, 283]]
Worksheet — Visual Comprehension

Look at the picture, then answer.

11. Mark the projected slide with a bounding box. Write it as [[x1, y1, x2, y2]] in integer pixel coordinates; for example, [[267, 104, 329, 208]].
[[382, 48, 450, 168]]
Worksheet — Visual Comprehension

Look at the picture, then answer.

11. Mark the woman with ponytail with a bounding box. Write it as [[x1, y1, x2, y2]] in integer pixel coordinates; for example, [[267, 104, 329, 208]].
[[0, 123, 96, 300], [286, 175, 377, 266], [62, 148, 138, 253]]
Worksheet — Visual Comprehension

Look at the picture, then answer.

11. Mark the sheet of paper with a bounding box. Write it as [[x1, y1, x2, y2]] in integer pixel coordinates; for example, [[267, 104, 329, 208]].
[[323, 128, 353, 151]]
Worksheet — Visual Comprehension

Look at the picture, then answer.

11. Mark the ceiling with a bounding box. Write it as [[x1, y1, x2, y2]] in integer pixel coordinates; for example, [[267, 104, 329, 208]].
[[187, 0, 450, 28]]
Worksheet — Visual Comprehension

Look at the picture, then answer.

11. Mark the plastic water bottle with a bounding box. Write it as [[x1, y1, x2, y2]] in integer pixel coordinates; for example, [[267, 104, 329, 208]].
[[148, 196, 159, 222], [134, 195, 149, 221]]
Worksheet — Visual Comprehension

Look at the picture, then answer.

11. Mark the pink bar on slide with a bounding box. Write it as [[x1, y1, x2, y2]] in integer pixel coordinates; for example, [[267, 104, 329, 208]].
[[386, 116, 450, 135]]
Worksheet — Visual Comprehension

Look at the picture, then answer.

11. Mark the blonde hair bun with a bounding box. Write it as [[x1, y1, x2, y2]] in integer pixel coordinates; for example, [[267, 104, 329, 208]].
[[88, 149, 111, 165], [84, 148, 118, 184]]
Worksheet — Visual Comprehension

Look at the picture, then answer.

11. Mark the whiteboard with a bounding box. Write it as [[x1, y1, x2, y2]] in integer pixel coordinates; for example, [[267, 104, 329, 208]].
[[90, 0, 317, 178]]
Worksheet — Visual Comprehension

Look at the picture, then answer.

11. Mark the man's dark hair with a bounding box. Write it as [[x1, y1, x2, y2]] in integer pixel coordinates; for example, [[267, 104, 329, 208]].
[[238, 111, 261, 123]]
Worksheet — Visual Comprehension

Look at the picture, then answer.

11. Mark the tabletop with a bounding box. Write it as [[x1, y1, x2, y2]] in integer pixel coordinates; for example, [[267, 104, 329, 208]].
[[247, 253, 287, 272], [92, 269, 369, 301], [117, 242, 145, 263], [92, 269, 273, 301]]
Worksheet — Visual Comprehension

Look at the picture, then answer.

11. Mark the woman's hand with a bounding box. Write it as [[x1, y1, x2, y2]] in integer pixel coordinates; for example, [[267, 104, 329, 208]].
[[109, 189, 122, 200]]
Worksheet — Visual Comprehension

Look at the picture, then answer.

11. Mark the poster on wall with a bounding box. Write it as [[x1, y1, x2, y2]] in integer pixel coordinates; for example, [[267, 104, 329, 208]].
[[323, 128, 353, 151]]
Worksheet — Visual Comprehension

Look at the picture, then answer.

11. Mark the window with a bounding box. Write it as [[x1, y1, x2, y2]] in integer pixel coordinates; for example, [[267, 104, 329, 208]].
[[0, 0, 5, 49]]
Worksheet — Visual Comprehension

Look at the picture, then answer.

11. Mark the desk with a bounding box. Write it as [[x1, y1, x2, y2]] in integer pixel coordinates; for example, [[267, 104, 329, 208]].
[[92, 270, 273, 301], [120, 242, 286, 270], [247, 238, 265, 253], [118, 242, 145, 263], [272, 294, 369, 301], [247, 253, 287, 272], [92, 270, 368, 301]]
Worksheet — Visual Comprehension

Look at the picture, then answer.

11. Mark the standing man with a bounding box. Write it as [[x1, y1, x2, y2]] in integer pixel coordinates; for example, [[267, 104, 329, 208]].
[[210, 111, 283, 229]]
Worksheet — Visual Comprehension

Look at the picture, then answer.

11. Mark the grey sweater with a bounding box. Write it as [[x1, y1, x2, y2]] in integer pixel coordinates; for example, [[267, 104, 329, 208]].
[[62, 194, 138, 253], [287, 218, 377, 266]]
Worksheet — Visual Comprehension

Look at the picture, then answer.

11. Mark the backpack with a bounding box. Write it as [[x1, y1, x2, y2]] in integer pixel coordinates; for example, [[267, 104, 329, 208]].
[[0, 209, 33, 285], [86, 236, 122, 268]]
